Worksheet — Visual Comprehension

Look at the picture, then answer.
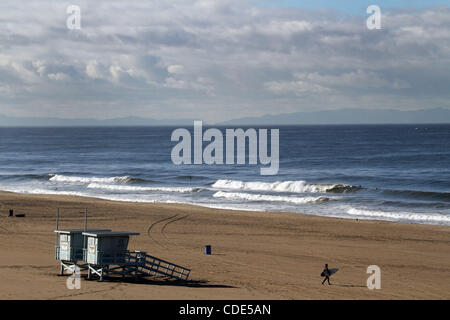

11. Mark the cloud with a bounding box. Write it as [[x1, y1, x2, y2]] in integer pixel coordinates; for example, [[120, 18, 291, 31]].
[[265, 80, 331, 95], [48, 72, 69, 81], [167, 65, 185, 74], [0, 1, 449, 120], [85, 60, 104, 80], [163, 76, 215, 95], [32, 60, 46, 76]]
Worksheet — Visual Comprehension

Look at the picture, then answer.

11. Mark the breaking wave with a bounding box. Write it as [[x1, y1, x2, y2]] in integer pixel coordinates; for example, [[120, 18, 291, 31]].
[[87, 183, 202, 193], [49, 174, 138, 184], [213, 191, 334, 204], [347, 208, 450, 223], [212, 179, 361, 194], [0, 186, 89, 197]]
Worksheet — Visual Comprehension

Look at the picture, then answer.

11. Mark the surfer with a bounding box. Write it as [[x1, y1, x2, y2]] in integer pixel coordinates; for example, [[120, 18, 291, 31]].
[[321, 264, 331, 285]]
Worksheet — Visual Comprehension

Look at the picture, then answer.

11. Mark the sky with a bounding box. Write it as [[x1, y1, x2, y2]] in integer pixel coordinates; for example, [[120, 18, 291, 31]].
[[260, 0, 450, 14], [0, 0, 449, 122]]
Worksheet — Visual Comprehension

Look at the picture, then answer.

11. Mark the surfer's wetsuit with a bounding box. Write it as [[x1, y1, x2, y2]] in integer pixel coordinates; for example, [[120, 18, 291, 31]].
[[321, 265, 331, 285]]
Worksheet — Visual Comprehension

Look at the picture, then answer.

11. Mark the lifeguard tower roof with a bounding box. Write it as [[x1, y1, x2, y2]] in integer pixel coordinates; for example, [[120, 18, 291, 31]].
[[82, 231, 140, 237], [55, 229, 110, 234]]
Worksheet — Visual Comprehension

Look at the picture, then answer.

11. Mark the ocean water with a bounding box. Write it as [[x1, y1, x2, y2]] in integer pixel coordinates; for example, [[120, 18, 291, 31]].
[[0, 125, 449, 225]]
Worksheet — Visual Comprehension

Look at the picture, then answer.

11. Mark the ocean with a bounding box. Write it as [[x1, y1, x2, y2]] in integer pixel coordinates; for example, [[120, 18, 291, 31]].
[[0, 124, 449, 225]]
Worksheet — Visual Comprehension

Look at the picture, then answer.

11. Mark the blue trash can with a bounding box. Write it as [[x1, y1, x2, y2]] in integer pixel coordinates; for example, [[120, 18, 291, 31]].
[[205, 245, 211, 255]]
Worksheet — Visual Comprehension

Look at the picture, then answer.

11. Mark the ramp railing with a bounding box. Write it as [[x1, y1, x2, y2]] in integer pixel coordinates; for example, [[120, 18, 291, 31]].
[[127, 251, 190, 281]]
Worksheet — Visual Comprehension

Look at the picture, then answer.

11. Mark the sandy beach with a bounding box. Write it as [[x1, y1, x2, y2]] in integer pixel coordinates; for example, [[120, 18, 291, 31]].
[[0, 190, 449, 300]]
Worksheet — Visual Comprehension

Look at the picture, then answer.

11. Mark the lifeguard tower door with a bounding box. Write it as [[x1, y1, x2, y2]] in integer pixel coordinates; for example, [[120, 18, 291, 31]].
[[60, 234, 70, 261], [87, 236, 98, 264]]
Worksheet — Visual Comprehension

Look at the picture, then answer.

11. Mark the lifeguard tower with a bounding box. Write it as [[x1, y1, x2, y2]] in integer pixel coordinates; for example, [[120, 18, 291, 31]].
[[54, 208, 191, 283], [83, 231, 139, 281], [54, 208, 110, 275], [83, 231, 191, 282], [55, 229, 110, 274]]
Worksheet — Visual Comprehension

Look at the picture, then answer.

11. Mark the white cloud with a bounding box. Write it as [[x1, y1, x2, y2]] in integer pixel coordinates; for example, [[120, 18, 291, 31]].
[[85, 60, 104, 80], [0, 1, 448, 121], [32, 60, 46, 77], [10, 62, 39, 83], [163, 76, 215, 95], [167, 65, 185, 74], [294, 71, 398, 89], [48, 72, 69, 81], [109, 65, 122, 82], [265, 80, 331, 95]]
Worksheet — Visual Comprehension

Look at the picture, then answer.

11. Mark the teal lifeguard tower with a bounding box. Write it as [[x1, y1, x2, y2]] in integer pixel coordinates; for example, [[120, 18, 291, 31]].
[[54, 209, 110, 275], [55, 229, 110, 274], [83, 231, 139, 265], [54, 209, 191, 282], [83, 230, 140, 281]]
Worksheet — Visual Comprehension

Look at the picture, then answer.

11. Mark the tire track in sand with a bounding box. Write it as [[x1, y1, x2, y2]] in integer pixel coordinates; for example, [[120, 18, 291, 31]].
[[0, 218, 9, 233], [146, 214, 179, 249], [160, 214, 189, 249]]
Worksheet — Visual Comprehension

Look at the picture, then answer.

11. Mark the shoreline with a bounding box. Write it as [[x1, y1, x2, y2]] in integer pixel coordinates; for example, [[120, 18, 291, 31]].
[[0, 190, 449, 299], [0, 189, 448, 227]]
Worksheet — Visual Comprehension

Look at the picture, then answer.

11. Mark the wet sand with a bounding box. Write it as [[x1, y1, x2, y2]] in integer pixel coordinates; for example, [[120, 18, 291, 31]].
[[0, 191, 449, 300]]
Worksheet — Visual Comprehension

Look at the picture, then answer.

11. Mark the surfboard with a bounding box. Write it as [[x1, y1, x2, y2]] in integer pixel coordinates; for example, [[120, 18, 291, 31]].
[[321, 268, 338, 277]]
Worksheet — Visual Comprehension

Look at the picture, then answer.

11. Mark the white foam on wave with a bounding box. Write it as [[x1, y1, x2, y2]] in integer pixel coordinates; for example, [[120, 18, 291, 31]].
[[213, 191, 333, 204], [49, 174, 132, 184], [347, 208, 450, 223], [197, 203, 262, 212], [87, 182, 200, 193], [212, 179, 334, 193], [0, 186, 89, 197]]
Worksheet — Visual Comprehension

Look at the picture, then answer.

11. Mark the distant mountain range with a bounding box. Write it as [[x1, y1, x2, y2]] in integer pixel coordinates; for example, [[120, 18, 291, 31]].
[[0, 108, 449, 126], [217, 108, 450, 125]]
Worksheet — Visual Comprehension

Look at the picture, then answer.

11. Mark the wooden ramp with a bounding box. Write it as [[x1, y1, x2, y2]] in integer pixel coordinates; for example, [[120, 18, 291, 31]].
[[129, 251, 191, 281]]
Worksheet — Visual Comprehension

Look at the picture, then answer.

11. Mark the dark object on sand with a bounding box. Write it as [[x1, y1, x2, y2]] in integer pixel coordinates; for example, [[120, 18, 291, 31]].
[[205, 245, 211, 255], [320, 268, 338, 277], [15, 214, 25, 218], [321, 264, 338, 285], [9, 209, 13, 217]]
